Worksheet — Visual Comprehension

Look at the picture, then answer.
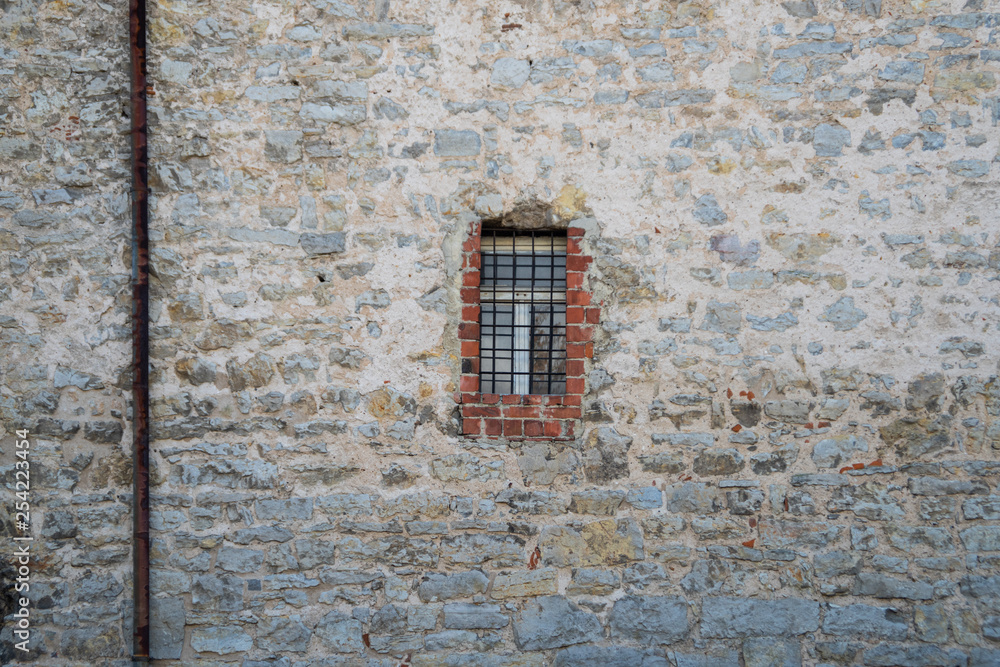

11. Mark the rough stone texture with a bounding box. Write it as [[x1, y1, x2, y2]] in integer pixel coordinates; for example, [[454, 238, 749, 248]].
[[608, 595, 689, 645], [3, 0, 1000, 663]]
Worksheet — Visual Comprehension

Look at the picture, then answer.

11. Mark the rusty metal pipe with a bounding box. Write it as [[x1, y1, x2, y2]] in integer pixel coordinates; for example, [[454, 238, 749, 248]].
[[129, 0, 151, 660]]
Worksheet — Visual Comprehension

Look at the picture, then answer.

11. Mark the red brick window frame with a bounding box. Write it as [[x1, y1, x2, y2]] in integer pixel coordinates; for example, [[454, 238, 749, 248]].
[[458, 221, 597, 440]]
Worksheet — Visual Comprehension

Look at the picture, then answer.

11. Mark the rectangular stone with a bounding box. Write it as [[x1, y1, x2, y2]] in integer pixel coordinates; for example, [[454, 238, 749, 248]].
[[701, 597, 820, 637], [491, 569, 559, 599]]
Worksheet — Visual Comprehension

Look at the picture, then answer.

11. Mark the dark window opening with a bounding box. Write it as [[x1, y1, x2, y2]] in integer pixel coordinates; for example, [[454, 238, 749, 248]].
[[479, 228, 567, 395]]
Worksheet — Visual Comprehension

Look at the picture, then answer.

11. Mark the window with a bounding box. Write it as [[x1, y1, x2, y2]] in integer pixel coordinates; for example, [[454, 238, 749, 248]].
[[458, 220, 596, 439], [479, 228, 567, 395]]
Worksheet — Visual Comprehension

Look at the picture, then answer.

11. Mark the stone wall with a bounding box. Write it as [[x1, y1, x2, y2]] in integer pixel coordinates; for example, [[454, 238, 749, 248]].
[[4, 0, 1000, 664], [0, 0, 134, 663]]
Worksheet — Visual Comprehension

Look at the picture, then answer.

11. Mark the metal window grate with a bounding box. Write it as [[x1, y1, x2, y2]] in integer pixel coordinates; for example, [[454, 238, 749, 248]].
[[479, 228, 567, 395]]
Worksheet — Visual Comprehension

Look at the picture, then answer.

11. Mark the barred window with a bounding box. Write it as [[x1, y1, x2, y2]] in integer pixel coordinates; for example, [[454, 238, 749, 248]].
[[479, 228, 567, 395]]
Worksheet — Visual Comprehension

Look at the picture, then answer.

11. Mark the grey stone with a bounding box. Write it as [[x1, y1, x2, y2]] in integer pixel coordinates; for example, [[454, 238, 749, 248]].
[[909, 477, 988, 496], [513, 595, 602, 650], [255, 498, 313, 521], [727, 488, 765, 515], [567, 568, 620, 596], [814, 123, 851, 156], [42, 511, 77, 539], [216, 546, 264, 573], [314, 611, 363, 653], [823, 604, 908, 639], [816, 399, 850, 420], [693, 194, 728, 226], [434, 130, 481, 156], [229, 525, 294, 544], [150, 597, 185, 660], [747, 311, 798, 332], [569, 489, 625, 515], [972, 649, 1000, 667], [728, 270, 774, 290], [555, 646, 670, 667], [0, 137, 41, 160], [300, 102, 366, 125], [947, 160, 990, 179], [625, 486, 662, 510], [666, 482, 724, 513], [296, 539, 336, 569], [681, 559, 732, 594], [246, 85, 301, 102], [701, 597, 820, 637], [82, 420, 124, 443], [819, 297, 867, 331], [669, 647, 741, 667], [264, 130, 303, 163], [854, 573, 935, 600], [635, 88, 715, 108], [492, 569, 559, 599], [441, 533, 523, 567], [342, 22, 434, 39], [759, 518, 843, 548], [444, 603, 509, 629], [192, 573, 244, 611], [581, 426, 633, 483], [814, 551, 861, 578], [862, 645, 967, 667], [812, 435, 868, 468], [491, 58, 530, 87], [964, 496, 1000, 520], [914, 603, 949, 643], [828, 482, 904, 521], [257, 615, 312, 652], [609, 595, 688, 644], [300, 232, 346, 255], [879, 61, 925, 84], [694, 448, 745, 476], [886, 525, 953, 553], [750, 444, 799, 474], [418, 571, 489, 602], [774, 42, 852, 58], [190, 626, 253, 654], [563, 39, 616, 57], [743, 637, 801, 667], [700, 300, 741, 334], [54, 365, 104, 390], [763, 400, 811, 424], [961, 526, 1000, 552]]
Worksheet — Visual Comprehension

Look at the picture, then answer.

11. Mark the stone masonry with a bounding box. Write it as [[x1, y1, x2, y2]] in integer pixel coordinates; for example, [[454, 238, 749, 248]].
[[1, 0, 1000, 664]]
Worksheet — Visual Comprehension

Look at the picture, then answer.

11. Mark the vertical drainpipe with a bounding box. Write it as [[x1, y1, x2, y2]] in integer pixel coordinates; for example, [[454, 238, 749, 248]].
[[129, 0, 151, 661]]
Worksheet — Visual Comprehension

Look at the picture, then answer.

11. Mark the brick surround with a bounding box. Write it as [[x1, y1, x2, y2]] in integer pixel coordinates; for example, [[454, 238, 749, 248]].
[[458, 221, 598, 440]]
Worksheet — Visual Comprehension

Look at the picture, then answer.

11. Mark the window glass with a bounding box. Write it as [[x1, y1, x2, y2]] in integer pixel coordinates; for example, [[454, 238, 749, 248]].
[[479, 229, 567, 395]]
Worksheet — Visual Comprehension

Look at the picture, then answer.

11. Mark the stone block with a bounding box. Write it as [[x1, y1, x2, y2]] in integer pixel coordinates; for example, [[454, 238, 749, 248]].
[[491, 58, 530, 87], [567, 568, 620, 596], [314, 611, 363, 653], [444, 603, 509, 629], [862, 645, 967, 667], [190, 626, 253, 654], [609, 595, 689, 644], [702, 597, 819, 638], [513, 596, 603, 651], [492, 569, 559, 599], [823, 604, 909, 639], [255, 498, 313, 521], [853, 573, 935, 600], [434, 130, 481, 156], [418, 571, 489, 602], [555, 646, 670, 667], [743, 637, 801, 667], [149, 597, 185, 660]]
